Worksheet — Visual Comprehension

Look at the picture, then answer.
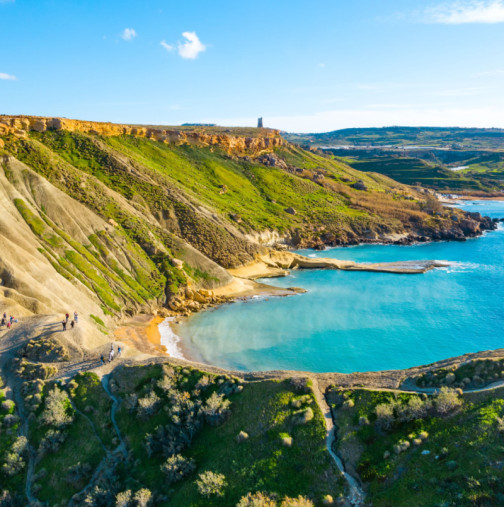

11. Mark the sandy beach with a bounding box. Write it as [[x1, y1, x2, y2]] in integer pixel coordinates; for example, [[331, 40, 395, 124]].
[[114, 314, 168, 356]]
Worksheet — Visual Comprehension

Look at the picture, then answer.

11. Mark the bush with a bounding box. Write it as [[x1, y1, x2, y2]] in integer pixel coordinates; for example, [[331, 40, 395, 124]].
[[343, 399, 354, 409], [40, 386, 74, 427], [236, 431, 249, 443], [435, 387, 462, 415], [196, 471, 227, 497], [133, 488, 152, 507], [137, 390, 161, 418], [161, 454, 195, 484], [237, 491, 278, 506], [116, 490, 132, 507], [280, 496, 314, 506], [202, 392, 231, 426], [398, 396, 430, 422], [293, 407, 314, 425], [375, 403, 395, 430], [279, 433, 293, 447]]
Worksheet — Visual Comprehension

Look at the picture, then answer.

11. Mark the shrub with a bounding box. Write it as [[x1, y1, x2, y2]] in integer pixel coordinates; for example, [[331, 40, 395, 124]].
[[279, 433, 293, 447], [236, 431, 249, 443], [161, 454, 195, 484], [435, 387, 462, 415], [322, 495, 334, 505], [137, 390, 161, 418], [40, 386, 74, 427], [1, 400, 14, 412], [359, 416, 369, 426], [38, 429, 66, 456], [280, 496, 314, 506], [2, 452, 25, 476], [375, 403, 395, 430], [418, 431, 429, 440], [157, 375, 174, 393], [133, 488, 152, 507], [293, 407, 314, 425], [195, 375, 212, 390], [343, 399, 354, 409], [398, 396, 430, 422], [116, 490, 132, 507], [196, 471, 227, 497], [237, 492, 278, 507], [202, 392, 231, 426]]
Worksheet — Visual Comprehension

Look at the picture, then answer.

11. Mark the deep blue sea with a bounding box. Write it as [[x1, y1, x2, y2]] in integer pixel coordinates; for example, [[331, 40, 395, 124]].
[[178, 201, 504, 373]]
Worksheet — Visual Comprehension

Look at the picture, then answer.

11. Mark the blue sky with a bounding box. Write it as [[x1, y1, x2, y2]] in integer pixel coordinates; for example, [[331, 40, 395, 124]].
[[1, 0, 504, 132]]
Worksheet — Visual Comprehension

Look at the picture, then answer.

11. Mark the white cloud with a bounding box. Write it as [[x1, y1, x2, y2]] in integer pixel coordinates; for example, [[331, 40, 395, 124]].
[[160, 40, 174, 52], [473, 69, 504, 76], [317, 63, 326, 68], [121, 28, 137, 41], [425, 0, 504, 24], [178, 31, 206, 59], [209, 106, 504, 132], [0, 72, 16, 80]]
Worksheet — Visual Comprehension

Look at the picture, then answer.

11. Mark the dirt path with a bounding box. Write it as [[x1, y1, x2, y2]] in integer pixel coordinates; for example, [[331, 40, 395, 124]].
[[310, 376, 365, 506]]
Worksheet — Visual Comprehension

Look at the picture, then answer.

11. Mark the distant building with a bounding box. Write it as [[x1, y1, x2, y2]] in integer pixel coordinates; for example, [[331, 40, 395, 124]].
[[257, 117, 263, 128]]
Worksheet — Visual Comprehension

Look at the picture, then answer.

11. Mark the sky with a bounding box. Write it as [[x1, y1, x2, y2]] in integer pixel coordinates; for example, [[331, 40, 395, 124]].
[[1, 0, 504, 132]]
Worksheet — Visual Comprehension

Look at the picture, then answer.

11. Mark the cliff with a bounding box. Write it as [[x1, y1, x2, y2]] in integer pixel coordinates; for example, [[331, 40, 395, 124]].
[[0, 115, 284, 155], [0, 117, 497, 322]]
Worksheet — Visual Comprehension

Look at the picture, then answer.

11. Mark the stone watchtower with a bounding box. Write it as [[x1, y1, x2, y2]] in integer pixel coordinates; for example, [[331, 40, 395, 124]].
[[257, 117, 263, 128]]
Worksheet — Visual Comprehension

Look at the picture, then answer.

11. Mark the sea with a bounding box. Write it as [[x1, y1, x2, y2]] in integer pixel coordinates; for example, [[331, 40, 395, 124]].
[[164, 200, 504, 373]]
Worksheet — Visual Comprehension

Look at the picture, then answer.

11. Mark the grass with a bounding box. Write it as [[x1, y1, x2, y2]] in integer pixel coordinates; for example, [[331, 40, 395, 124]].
[[170, 380, 342, 506], [70, 372, 116, 448], [0, 379, 25, 500], [329, 387, 504, 506], [109, 364, 342, 506]]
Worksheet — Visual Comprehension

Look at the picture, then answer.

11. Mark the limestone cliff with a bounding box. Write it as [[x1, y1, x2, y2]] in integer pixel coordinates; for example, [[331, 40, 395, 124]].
[[0, 115, 284, 155]]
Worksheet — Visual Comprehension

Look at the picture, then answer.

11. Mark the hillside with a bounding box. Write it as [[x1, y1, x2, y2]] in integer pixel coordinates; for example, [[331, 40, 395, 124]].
[[0, 115, 496, 323], [284, 126, 504, 150], [285, 127, 504, 193], [0, 116, 503, 506]]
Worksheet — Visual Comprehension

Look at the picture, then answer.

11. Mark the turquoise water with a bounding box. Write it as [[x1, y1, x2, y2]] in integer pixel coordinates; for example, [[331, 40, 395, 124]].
[[178, 201, 504, 373]]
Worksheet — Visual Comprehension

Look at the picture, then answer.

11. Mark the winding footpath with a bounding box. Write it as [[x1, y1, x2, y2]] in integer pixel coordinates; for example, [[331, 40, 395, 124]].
[[310, 377, 365, 507]]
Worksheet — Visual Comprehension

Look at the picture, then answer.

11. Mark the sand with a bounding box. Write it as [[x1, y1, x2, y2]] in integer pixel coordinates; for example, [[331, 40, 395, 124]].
[[114, 314, 168, 356]]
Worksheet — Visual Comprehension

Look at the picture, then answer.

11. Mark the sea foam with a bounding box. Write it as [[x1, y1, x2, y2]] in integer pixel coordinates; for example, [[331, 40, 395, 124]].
[[158, 317, 185, 359]]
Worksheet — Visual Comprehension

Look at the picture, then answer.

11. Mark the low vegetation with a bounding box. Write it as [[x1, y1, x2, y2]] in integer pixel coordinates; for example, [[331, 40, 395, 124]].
[[328, 385, 504, 505]]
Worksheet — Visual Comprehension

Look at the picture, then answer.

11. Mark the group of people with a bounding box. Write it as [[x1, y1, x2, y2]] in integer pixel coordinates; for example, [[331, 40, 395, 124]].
[[0, 312, 17, 329], [100, 343, 121, 365], [61, 311, 78, 331]]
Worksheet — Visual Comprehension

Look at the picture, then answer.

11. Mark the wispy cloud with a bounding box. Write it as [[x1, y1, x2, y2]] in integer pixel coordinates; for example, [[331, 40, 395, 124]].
[[473, 69, 504, 77], [425, 0, 504, 24], [178, 32, 206, 59], [0, 72, 16, 80], [121, 28, 137, 41], [317, 63, 326, 68], [160, 40, 174, 52]]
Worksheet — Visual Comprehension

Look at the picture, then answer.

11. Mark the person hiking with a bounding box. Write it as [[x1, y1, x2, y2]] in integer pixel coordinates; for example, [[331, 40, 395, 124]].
[[6, 322, 11, 329], [62, 320, 67, 331], [70, 320, 75, 329], [65, 313, 69, 323], [9, 315, 13, 324], [1, 318, 4, 326], [74, 311, 78, 323], [108, 349, 115, 362], [117, 346, 122, 358], [100, 354, 105, 365]]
